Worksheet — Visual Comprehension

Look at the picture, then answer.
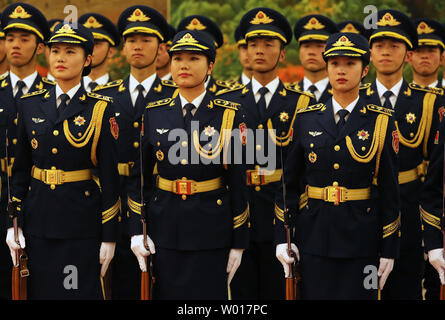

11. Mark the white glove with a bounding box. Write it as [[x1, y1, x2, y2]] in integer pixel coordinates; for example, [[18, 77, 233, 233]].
[[428, 248, 445, 284], [131, 234, 155, 272], [378, 257, 394, 290], [5, 227, 26, 266], [99, 242, 116, 277], [276, 243, 299, 277], [226, 248, 244, 285]]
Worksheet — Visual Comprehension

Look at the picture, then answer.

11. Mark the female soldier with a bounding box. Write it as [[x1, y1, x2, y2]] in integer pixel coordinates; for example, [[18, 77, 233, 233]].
[[275, 33, 400, 299], [5, 23, 120, 299], [127, 30, 249, 299]]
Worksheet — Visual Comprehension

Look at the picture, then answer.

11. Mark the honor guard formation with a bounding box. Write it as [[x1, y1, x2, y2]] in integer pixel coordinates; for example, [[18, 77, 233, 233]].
[[0, 2, 445, 301]]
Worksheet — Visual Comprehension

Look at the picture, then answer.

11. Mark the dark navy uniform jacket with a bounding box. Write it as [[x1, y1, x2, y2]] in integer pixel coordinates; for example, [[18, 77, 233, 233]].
[[360, 81, 444, 253], [274, 98, 400, 259], [126, 92, 250, 251], [217, 80, 315, 243], [93, 76, 177, 233], [10, 86, 120, 242], [0, 74, 55, 232]]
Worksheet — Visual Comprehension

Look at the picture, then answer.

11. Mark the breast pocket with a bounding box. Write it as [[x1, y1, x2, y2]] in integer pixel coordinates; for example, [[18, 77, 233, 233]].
[[302, 134, 330, 170], [28, 123, 48, 150]]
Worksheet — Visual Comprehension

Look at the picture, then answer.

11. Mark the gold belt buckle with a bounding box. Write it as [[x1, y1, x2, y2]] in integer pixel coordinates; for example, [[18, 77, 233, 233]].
[[324, 186, 346, 205], [42, 169, 63, 185], [247, 168, 265, 186], [173, 178, 193, 195]]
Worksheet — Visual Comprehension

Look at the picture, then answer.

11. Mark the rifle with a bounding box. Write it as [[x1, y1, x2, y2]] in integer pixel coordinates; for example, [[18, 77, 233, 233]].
[[5, 131, 29, 300], [441, 140, 445, 300], [278, 130, 301, 300], [139, 115, 155, 300]]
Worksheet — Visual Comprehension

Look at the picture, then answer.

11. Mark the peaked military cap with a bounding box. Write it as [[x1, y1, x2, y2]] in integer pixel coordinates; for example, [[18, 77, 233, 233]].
[[177, 15, 223, 49], [294, 14, 338, 44], [239, 7, 292, 45], [234, 25, 246, 46], [1, 2, 49, 41], [323, 32, 370, 65], [414, 18, 445, 50], [369, 9, 418, 50], [79, 13, 120, 47], [117, 5, 168, 42], [337, 21, 371, 39], [166, 24, 176, 46], [168, 30, 216, 63], [47, 23, 94, 76]]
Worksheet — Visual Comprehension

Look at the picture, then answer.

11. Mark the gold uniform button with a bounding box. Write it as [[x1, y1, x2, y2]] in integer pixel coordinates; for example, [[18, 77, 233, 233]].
[[255, 186, 261, 192], [14, 118, 18, 125], [53, 130, 59, 136], [32, 130, 36, 135], [310, 143, 314, 148], [52, 148, 58, 154], [181, 159, 188, 165], [133, 142, 139, 148], [12, 138, 17, 145], [333, 181, 339, 187], [257, 124, 263, 129], [362, 147, 366, 151], [410, 132, 414, 137], [217, 199, 222, 205], [334, 145, 340, 151], [78, 132, 82, 137], [50, 184, 56, 190], [157, 141, 161, 146], [182, 141, 188, 147], [85, 191, 90, 197], [333, 163, 340, 170], [133, 122, 139, 128]]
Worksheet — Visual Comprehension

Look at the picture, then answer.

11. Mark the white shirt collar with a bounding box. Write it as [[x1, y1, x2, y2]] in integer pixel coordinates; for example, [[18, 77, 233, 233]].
[[10, 70, 38, 95], [55, 83, 81, 107], [129, 72, 157, 96], [303, 77, 329, 93], [428, 80, 438, 88], [161, 73, 172, 81], [179, 90, 207, 111], [241, 73, 251, 85], [46, 73, 55, 82], [83, 73, 110, 90], [251, 76, 280, 96], [205, 76, 211, 88], [376, 78, 403, 100], [332, 96, 359, 122]]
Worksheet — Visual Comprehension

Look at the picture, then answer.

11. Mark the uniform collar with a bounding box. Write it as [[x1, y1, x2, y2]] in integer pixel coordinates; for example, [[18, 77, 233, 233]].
[[332, 95, 359, 116], [179, 89, 207, 110], [83, 73, 110, 88], [241, 72, 251, 85], [375, 77, 403, 99], [303, 76, 329, 93], [55, 83, 81, 104], [9, 70, 38, 94], [129, 72, 157, 96], [161, 72, 172, 81], [251, 76, 280, 96]]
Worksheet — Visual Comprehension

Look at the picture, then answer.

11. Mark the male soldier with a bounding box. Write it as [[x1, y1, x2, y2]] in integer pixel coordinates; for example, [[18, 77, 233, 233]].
[[234, 25, 252, 86], [176, 15, 233, 94], [218, 7, 315, 299], [44, 19, 63, 82], [79, 13, 120, 92], [407, 18, 445, 300], [156, 24, 176, 81], [93, 5, 177, 300], [293, 14, 338, 102], [0, 2, 54, 299], [362, 9, 444, 300]]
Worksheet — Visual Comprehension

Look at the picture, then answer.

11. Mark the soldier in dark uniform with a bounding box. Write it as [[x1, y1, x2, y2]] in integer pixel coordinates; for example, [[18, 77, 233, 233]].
[[234, 25, 252, 86], [127, 29, 249, 299], [337, 21, 371, 40], [79, 13, 120, 92], [407, 18, 445, 300], [0, 2, 55, 300], [218, 8, 315, 300], [276, 32, 400, 300], [5, 22, 120, 299], [156, 24, 176, 81], [293, 15, 338, 103], [45, 19, 63, 82], [93, 5, 177, 300], [362, 9, 444, 300], [177, 15, 233, 94]]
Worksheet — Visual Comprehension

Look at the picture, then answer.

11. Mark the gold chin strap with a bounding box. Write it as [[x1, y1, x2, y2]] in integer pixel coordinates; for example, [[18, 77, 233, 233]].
[[267, 94, 311, 147], [63, 100, 109, 166], [345, 113, 389, 186], [394, 92, 436, 158]]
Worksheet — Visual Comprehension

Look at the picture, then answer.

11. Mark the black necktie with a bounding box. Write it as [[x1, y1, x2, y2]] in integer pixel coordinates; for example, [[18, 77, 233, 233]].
[[134, 84, 145, 113], [257, 87, 269, 119], [337, 109, 349, 132], [15, 80, 26, 100], [88, 81, 98, 92], [183, 103, 195, 131], [308, 84, 317, 94], [383, 90, 393, 109], [58, 94, 70, 117]]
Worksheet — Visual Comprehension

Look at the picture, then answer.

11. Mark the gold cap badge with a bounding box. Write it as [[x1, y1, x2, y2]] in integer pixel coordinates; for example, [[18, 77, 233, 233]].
[[303, 17, 325, 30], [250, 11, 274, 25], [83, 16, 103, 29], [377, 13, 401, 27], [128, 8, 150, 22], [186, 18, 206, 30], [9, 6, 32, 19], [417, 22, 435, 34]]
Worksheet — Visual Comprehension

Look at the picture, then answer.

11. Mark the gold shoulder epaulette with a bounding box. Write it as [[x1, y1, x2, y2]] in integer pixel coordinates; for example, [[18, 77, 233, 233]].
[[409, 83, 444, 95], [93, 79, 123, 92], [146, 98, 172, 109], [42, 77, 56, 85], [366, 104, 393, 116], [215, 84, 246, 96], [87, 92, 113, 103], [213, 98, 240, 111], [296, 103, 325, 114], [0, 73, 8, 81], [360, 82, 372, 90], [21, 89, 47, 99], [285, 84, 314, 98], [161, 80, 178, 88]]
